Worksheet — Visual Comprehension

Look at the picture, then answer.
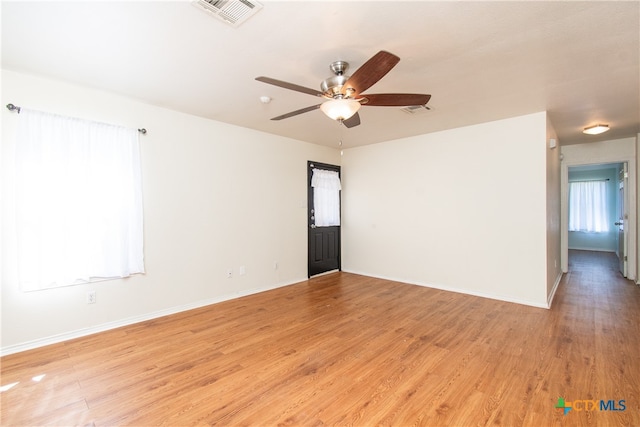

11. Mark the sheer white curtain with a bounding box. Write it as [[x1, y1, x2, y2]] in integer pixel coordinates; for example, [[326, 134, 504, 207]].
[[311, 169, 341, 227], [568, 180, 609, 233], [15, 109, 144, 291]]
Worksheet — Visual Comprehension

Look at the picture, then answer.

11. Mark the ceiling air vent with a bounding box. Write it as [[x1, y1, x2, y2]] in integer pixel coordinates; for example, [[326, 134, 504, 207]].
[[192, 0, 263, 28], [401, 104, 432, 115]]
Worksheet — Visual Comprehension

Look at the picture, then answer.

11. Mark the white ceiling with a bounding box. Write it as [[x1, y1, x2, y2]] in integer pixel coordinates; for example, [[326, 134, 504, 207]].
[[2, 1, 639, 149]]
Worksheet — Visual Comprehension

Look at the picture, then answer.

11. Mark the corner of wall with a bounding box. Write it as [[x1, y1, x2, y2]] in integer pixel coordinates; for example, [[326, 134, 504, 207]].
[[1, 69, 341, 351], [546, 114, 562, 303]]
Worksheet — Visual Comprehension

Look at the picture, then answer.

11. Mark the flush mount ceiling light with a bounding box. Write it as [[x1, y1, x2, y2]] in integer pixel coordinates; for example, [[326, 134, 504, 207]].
[[320, 98, 361, 121], [583, 124, 610, 135]]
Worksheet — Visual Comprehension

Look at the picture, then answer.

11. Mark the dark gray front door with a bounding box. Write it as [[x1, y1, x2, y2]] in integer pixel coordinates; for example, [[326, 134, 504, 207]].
[[307, 161, 341, 277]]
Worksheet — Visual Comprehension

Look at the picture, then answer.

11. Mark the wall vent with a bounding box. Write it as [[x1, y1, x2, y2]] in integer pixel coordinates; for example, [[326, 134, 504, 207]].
[[400, 104, 432, 115], [192, 0, 263, 28]]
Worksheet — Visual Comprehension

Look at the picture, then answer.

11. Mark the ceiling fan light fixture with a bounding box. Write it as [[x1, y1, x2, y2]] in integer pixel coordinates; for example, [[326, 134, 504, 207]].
[[583, 124, 610, 135], [320, 98, 361, 121]]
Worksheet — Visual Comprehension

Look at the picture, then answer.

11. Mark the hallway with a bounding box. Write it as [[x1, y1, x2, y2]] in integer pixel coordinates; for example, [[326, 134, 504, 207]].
[[567, 249, 634, 292]]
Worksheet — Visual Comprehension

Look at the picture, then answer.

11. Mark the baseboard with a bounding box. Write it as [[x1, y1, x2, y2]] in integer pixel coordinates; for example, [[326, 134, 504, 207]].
[[1, 271, 558, 356], [0, 278, 304, 357], [342, 269, 550, 309], [546, 272, 564, 309]]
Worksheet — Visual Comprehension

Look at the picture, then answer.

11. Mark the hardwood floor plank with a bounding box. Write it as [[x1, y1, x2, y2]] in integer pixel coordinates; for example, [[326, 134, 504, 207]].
[[2, 250, 639, 426]]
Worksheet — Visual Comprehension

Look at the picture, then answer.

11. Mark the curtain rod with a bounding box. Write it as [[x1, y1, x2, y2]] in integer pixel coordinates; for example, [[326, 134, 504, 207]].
[[6, 103, 147, 134], [569, 178, 610, 183]]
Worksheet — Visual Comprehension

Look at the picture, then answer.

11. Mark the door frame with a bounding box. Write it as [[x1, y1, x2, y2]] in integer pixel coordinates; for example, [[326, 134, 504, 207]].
[[561, 156, 636, 280], [617, 163, 628, 276], [307, 161, 342, 278]]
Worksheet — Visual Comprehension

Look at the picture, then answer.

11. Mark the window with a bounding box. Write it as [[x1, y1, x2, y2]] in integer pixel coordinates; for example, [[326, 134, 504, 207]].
[[311, 168, 341, 227], [15, 109, 144, 291], [568, 180, 609, 233]]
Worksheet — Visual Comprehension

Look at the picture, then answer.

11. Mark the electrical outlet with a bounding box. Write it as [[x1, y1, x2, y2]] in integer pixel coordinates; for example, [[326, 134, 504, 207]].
[[239, 266, 246, 276], [86, 291, 96, 304]]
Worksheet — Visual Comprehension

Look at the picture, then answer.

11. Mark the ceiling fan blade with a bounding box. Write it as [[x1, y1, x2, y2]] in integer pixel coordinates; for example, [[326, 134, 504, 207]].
[[256, 76, 324, 97], [361, 93, 431, 107], [342, 112, 361, 128], [341, 51, 400, 96], [271, 104, 321, 121]]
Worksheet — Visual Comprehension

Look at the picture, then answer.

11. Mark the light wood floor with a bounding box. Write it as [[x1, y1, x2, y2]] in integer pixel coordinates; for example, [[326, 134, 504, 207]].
[[2, 250, 639, 426]]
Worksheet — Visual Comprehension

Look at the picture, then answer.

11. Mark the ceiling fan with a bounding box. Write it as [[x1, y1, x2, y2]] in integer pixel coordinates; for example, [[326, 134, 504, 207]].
[[255, 51, 431, 128]]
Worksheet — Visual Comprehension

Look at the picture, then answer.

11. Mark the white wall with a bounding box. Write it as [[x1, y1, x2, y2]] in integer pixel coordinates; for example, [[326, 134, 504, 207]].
[[1, 70, 340, 354], [0, 70, 569, 353], [560, 138, 637, 279], [341, 112, 552, 308]]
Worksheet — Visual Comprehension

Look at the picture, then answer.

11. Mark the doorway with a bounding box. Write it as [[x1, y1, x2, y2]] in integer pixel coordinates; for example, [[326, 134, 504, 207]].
[[307, 161, 341, 277], [565, 162, 630, 278]]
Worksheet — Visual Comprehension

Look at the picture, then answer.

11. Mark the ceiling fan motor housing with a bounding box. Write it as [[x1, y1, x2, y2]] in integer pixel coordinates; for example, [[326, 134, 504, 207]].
[[321, 75, 350, 97], [321, 60, 354, 97]]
